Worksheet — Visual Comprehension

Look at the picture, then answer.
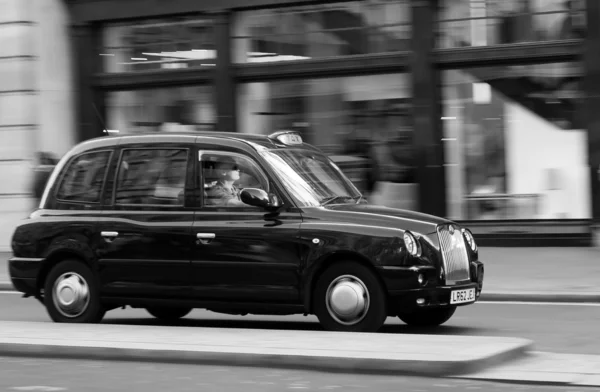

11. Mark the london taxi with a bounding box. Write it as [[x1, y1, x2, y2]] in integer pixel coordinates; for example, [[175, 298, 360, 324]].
[[8, 130, 484, 332]]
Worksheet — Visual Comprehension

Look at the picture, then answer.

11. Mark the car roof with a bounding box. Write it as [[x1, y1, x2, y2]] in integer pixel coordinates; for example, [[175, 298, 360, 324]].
[[71, 131, 322, 155]]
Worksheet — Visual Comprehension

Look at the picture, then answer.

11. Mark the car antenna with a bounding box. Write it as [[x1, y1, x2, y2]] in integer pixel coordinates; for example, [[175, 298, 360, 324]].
[[92, 103, 118, 136]]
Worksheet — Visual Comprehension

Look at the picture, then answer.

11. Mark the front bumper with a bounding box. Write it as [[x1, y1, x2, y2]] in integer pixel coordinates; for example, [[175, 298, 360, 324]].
[[389, 282, 481, 311], [387, 260, 484, 314], [8, 257, 43, 296]]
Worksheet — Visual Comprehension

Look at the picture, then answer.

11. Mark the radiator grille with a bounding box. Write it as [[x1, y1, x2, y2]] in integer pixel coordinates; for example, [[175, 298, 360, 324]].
[[437, 225, 470, 284]]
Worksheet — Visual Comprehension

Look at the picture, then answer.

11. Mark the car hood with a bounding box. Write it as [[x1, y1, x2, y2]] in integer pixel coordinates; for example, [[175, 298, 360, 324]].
[[301, 203, 454, 235]]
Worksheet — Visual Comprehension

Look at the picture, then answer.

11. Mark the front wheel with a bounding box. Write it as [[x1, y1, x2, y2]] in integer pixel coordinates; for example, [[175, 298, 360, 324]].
[[398, 306, 456, 327], [44, 259, 106, 323], [146, 307, 192, 321], [313, 261, 387, 332]]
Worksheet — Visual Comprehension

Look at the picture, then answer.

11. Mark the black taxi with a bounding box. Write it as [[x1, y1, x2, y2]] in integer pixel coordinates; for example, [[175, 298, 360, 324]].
[[8, 130, 484, 332]]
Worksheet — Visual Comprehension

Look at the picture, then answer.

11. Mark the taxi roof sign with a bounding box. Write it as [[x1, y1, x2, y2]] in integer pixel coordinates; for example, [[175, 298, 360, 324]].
[[268, 130, 303, 146]]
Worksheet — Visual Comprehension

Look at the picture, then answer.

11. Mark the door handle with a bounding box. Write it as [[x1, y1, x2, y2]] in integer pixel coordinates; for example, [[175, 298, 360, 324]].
[[101, 231, 118, 243], [196, 233, 215, 245]]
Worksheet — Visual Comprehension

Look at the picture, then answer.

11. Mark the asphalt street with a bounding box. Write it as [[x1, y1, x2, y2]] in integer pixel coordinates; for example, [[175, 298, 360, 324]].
[[0, 356, 589, 392], [0, 292, 598, 355]]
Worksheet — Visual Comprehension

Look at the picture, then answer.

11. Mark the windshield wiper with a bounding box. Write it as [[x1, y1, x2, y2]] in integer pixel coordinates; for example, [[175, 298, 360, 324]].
[[321, 196, 353, 206]]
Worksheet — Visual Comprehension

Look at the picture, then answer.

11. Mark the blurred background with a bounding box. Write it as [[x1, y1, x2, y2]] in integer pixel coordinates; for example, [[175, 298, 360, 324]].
[[0, 0, 598, 249]]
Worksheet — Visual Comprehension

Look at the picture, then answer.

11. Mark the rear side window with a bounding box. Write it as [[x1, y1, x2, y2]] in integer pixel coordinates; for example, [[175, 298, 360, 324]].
[[114, 148, 188, 206], [55, 151, 112, 203]]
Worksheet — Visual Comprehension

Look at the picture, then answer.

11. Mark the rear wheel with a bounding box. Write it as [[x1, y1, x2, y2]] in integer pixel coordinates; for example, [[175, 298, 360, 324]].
[[44, 259, 106, 323], [146, 307, 192, 321], [313, 261, 387, 332], [398, 306, 456, 327]]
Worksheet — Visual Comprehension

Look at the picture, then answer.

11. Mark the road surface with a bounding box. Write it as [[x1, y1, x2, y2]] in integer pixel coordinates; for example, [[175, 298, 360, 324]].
[[0, 356, 580, 392]]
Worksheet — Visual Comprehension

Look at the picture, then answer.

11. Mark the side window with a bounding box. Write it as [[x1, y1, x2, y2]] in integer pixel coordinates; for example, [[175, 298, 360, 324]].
[[55, 151, 111, 203], [201, 152, 269, 208], [114, 148, 188, 206]]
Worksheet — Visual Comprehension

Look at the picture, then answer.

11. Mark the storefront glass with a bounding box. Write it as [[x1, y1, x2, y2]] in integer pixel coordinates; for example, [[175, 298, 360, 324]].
[[237, 73, 416, 209], [437, 0, 586, 48], [105, 86, 215, 134], [101, 16, 215, 73], [232, 0, 411, 63], [442, 62, 591, 220]]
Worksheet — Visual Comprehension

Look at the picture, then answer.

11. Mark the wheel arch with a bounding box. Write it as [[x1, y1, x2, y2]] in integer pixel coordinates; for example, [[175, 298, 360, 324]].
[[37, 250, 95, 293], [302, 250, 388, 314]]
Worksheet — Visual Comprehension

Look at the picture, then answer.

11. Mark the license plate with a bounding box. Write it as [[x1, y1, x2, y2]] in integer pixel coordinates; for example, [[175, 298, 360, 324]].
[[450, 288, 476, 304]]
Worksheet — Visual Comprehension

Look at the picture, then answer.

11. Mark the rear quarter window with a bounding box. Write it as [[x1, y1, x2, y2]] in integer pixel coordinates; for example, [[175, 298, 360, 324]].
[[55, 150, 112, 204]]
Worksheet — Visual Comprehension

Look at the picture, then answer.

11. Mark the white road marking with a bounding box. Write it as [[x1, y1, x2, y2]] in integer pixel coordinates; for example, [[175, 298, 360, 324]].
[[10, 387, 66, 391], [476, 301, 600, 307]]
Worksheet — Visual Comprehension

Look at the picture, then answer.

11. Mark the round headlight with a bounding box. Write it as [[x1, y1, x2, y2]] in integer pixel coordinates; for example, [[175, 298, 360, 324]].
[[462, 228, 477, 252], [403, 231, 421, 256]]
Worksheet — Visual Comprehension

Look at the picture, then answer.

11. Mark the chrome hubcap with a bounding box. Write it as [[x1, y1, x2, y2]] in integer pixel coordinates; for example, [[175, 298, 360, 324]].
[[52, 272, 90, 318], [325, 275, 370, 326]]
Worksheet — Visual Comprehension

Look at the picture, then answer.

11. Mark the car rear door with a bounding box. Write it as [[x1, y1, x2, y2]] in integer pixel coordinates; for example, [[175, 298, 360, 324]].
[[95, 143, 196, 299]]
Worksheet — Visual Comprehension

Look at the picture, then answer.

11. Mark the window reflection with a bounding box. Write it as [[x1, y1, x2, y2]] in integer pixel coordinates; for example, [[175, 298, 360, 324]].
[[238, 73, 416, 210], [115, 149, 188, 206], [55, 151, 111, 204], [232, 0, 411, 63], [101, 16, 215, 73], [106, 86, 215, 135], [438, 0, 586, 48], [442, 62, 591, 221]]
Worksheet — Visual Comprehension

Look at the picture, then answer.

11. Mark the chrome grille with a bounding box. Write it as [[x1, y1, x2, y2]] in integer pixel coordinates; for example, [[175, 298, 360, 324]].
[[437, 225, 470, 284]]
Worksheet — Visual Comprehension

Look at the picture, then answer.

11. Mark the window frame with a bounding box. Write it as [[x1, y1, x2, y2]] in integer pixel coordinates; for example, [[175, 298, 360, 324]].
[[53, 149, 114, 207], [198, 149, 271, 210], [110, 146, 193, 210]]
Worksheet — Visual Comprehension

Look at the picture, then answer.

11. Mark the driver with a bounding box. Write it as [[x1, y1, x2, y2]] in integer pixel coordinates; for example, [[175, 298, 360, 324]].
[[206, 157, 246, 207]]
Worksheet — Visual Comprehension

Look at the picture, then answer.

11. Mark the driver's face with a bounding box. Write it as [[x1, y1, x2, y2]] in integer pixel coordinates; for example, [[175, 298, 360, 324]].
[[221, 166, 240, 181]]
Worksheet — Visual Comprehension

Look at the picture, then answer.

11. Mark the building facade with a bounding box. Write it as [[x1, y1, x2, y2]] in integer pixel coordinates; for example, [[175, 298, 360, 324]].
[[2, 0, 598, 247], [0, 0, 75, 250]]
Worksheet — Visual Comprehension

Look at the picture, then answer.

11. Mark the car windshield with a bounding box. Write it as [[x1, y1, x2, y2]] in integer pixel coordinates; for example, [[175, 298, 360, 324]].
[[260, 148, 363, 207]]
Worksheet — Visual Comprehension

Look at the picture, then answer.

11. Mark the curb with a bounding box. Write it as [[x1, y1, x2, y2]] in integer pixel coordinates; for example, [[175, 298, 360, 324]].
[[0, 338, 533, 377], [0, 282, 13, 291]]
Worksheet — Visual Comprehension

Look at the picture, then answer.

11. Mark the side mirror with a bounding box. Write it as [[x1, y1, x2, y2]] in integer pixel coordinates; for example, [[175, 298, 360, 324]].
[[240, 188, 282, 210]]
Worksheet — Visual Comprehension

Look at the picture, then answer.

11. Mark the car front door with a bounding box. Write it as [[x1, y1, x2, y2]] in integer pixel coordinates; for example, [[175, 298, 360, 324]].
[[190, 149, 304, 303], [95, 145, 196, 299]]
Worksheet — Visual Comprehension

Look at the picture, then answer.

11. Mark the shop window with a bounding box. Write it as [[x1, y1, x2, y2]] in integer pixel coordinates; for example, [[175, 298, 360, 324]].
[[437, 0, 586, 49], [232, 0, 411, 63], [101, 16, 215, 73], [237, 73, 417, 211], [105, 85, 216, 135], [441, 62, 591, 220]]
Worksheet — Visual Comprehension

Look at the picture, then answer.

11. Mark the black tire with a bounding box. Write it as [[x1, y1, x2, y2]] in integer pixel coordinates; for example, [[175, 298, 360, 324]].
[[146, 306, 192, 321], [398, 306, 456, 327], [43, 259, 106, 323], [313, 261, 387, 332]]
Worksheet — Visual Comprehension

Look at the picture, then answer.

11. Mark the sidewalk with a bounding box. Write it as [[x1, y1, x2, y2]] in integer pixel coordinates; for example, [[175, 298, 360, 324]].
[[1, 247, 599, 302], [0, 320, 531, 377]]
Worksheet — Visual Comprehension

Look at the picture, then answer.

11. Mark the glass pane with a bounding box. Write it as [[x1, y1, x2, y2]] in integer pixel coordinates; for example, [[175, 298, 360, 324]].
[[237, 73, 416, 210], [56, 151, 111, 203], [202, 153, 268, 208], [441, 62, 591, 221], [101, 16, 215, 73], [105, 86, 215, 135], [437, 0, 587, 48], [232, 0, 411, 63], [115, 149, 188, 206]]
